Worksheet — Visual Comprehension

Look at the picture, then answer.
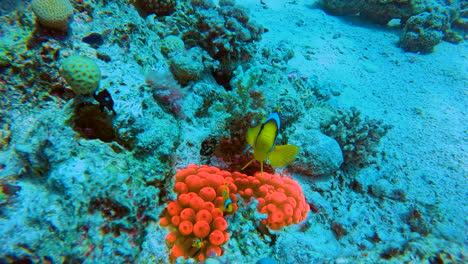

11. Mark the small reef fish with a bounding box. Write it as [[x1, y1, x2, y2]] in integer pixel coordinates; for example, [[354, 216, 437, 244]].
[[192, 238, 204, 249], [242, 109, 300, 174], [93, 89, 116, 115], [219, 183, 233, 213]]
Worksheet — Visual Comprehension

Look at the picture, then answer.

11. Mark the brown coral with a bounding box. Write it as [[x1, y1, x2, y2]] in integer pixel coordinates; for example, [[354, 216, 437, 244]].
[[0, 123, 12, 151], [133, 0, 176, 17]]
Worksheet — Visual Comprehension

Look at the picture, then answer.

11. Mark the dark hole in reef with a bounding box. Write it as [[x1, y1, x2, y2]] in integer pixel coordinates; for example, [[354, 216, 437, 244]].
[[71, 103, 116, 142], [212, 70, 233, 90], [49, 83, 75, 100], [29, 23, 70, 44], [380, 247, 400, 260], [331, 222, 348, 240], [2, 256, 33, 264], [256, 223, 277, 246], [1, 182, 21, 198], [89, 197, 130, 220], [146, 174, 171, 205], [62, 255, 85, 264]]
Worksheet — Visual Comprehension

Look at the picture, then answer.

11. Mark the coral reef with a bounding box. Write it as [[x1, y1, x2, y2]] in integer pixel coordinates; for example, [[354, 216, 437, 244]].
[[0, 4, 185, 262], [31, 0, 74, 32], [159, 165, 309, 262], [143, 0, 263, 88], [69, 102, 116, 142], [60, 55, 101, 96], [229, 65, 262, 103], [183, 0, 264, 88], [168, 47, 205, 85], [0, 108, 165, 263], [0, 0, 463, 263], [0, 0, 26, 15], [160, 35, 186, 56], [320, 107, 392, 169], [321, 0, 465, 53], [192, 63, 269, 174], [256, 257, 278, 264], [0, 11, 68, 102], [321, 0, 424, 25], [145, 67, 186, 118], [133, 0, 177, 17], [400, 10, 460, 53], [0, 119, 12, 151]]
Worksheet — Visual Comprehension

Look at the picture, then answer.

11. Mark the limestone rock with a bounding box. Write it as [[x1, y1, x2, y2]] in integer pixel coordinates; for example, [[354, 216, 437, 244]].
[[289, 129, 343, 176]]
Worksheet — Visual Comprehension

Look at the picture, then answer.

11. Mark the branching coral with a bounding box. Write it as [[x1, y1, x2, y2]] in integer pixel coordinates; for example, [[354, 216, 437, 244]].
[[320, 107, 392, 169], [141, 0, 263, 87], [184, 0, 264, 88]]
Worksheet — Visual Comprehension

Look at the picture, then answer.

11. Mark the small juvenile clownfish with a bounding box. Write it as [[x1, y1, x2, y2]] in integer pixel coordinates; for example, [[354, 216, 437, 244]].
[[192, 238, 204, 249], [242, 108, 300, 174], [219, 183, 234, 213]]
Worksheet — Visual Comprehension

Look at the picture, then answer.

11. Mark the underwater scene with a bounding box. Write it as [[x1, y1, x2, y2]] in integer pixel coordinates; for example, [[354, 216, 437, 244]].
[[0, 0, 466, 263]]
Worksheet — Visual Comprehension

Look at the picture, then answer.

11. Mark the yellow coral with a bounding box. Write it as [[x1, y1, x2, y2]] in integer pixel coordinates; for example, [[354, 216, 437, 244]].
[[160, 35, 185, 56], [60, 55, 101, 95], [31, 0, 74, 31]]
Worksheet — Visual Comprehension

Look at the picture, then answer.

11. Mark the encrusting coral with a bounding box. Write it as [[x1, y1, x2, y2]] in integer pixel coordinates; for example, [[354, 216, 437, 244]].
[[145, 67, 185, 118], [159, 165, 309, 262]]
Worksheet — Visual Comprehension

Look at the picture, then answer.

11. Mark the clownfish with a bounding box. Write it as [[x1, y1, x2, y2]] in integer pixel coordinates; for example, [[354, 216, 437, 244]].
[[192, 238, 204, 249], [241, 108, 300, 174], [219, 183, 234, 213]]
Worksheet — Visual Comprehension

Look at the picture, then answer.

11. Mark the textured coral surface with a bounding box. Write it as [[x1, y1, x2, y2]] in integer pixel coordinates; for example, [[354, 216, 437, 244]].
[[159, 165, 309, 262], [0, 0, 465, 264], [31, 0, 73, 31]]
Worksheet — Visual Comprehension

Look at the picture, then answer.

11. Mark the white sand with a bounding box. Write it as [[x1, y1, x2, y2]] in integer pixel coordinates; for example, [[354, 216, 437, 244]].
[[241, 0, 467, 261]]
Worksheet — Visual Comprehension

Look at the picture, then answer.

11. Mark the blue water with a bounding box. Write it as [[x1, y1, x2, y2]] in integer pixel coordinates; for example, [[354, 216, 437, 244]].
[[0, 0, 466, 263]]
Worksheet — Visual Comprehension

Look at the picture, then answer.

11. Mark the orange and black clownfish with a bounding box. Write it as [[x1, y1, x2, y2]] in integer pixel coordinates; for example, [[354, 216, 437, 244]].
[[242, 109, 300, 175], [218, 183, 234, 213]]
